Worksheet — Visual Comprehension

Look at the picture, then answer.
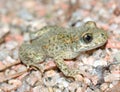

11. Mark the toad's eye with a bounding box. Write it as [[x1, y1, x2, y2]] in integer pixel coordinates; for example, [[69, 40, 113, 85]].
[[83, 33, 93, 43]]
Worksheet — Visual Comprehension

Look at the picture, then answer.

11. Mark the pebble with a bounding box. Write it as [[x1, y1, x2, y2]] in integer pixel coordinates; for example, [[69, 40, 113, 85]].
[[0, 24, 10, 42], [86, 87, 94, 92], [93, 59, 107, 67], [5, 41, 18, 50], [14, 65, 27, 73], [26, 75, 38, 86], [26, 71, 42, 86], [25, 19, 47, 32], [68, 82, 81, 92], [18, 9, 34, 20], [33, 85, 49, 92], [76, 87, 84, 92], [12, 49, 19, 59], [0, 49, 9, 61], [8, 79, 22, 88], [23, 33, 30, 41], [113, 51, 120, 62], [93, 49, 106, 59], [16, 81, 31, 92], [114, 7, 120, 16], [43, 71, 59, 86], [56, 78, 69, 88], [84, 77, 91, 85], [100, 83, 109, 91], [5, 56, 16, 63], [53, 88, 62, 92]]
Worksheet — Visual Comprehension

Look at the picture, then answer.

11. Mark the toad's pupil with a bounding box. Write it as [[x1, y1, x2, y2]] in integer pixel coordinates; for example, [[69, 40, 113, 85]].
[[83, 33, 93, 43]]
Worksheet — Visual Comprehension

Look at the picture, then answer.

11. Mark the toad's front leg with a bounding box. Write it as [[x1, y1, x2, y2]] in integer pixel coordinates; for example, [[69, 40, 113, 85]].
[[54, 51, 93, 79], [54, 51, 80, 78], [54, 58, 80, 78]]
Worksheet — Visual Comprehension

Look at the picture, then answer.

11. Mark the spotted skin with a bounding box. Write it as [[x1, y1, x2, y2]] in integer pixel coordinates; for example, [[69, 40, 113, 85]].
[[19, 21, 108, 78]]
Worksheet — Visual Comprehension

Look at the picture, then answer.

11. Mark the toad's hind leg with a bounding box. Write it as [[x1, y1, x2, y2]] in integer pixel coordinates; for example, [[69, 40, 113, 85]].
[[19, 43, 46, 72]]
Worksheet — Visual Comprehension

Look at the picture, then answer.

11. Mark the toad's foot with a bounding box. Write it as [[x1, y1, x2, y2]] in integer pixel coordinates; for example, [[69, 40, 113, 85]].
[[26, 63, 44, 73]]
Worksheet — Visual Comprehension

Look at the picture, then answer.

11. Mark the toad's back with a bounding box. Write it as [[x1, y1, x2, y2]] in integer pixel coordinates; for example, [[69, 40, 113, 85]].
[[31, 26, 88, 56], [19, 21, 108, 78]]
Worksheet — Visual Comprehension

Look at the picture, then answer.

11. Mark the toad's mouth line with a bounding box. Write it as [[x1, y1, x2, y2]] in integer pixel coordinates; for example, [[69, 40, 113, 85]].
[[75, 41, 108, 52]]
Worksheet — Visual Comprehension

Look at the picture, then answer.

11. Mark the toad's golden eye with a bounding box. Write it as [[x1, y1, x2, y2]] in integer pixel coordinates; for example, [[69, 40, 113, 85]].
[[83, 33, 93, 43]]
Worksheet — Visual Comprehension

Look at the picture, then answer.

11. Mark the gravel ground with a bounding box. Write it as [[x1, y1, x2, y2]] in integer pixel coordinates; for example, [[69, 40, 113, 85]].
[[0, 0, 120, 92]]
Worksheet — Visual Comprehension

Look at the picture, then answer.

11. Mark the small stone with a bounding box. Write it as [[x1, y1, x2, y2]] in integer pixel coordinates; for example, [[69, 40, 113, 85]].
[[0, 49, 9, 61], [114, 52, 120, 62], [0, 25, 10, 44], [16, 81, 31, 92], [76, 87, 84, 92], [33, 85, 49, 92], [5, 41, 18, 50], [114, 7, 120, 16], [57, 78, 69, 88], [48, 87, 54, 92], [43, 70, 59, 86], [93, 59, 107, 67], [23, 33, 30, 41], [100, 83, 109, 91], [8, 79, 22, 87], [7, 70, 16, 75], [26, 71, 42, 86], [12, 49, 19, 59], [53, 87, 62, 92], [84, 77, 91, 85], [5, 56, 16, 63], [86, 87, 93, 92], [68, 82, 80, 92], [18, 9, 34, 20], [15, 65, 27, 73]]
